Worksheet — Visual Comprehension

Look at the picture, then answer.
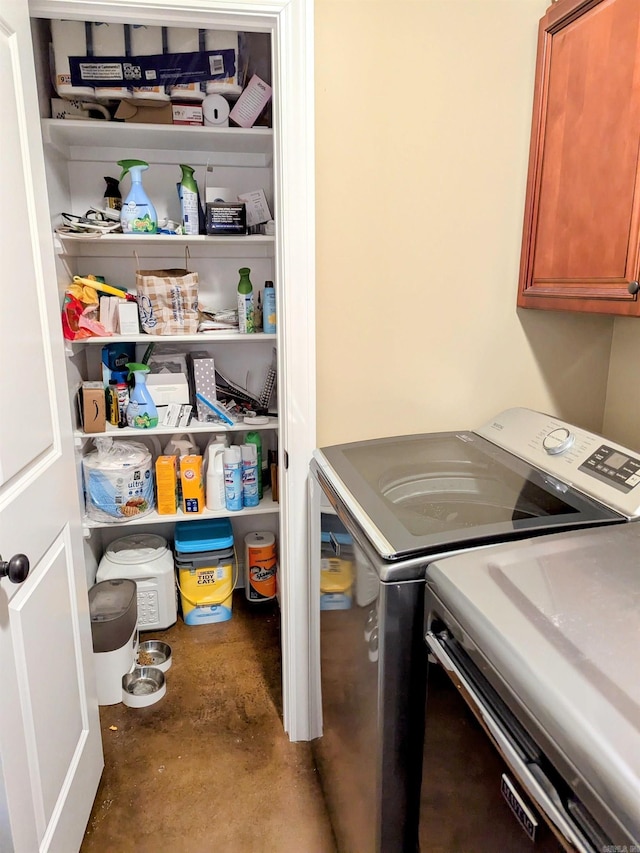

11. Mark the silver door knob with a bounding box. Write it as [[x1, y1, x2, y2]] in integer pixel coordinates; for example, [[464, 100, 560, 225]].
[[0, 554, 30, 584]]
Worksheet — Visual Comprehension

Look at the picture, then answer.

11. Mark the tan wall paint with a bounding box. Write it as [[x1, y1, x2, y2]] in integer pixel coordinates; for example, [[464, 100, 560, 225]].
[[604, 320, 640, 452], [314, 0, 614, 447]]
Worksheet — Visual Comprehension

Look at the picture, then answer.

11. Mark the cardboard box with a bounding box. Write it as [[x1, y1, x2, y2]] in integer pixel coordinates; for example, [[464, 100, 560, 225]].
[[156, 456, 178, 515], [80, 382, 106, 434], [191, 355, 218, 421], [114, 99, 173, 125], [147, 373, 190, 407], [172, 103, 203, 126], [180, 455, 205, 514]]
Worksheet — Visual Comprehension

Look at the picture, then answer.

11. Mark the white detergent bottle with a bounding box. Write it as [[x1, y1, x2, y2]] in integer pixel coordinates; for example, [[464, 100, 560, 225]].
[[206, 442, 227, 511]]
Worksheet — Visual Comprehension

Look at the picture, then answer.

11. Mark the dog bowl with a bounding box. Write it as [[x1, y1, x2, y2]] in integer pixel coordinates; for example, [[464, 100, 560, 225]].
[[122, 666, 166, 708], [137, 640, 172, 672]]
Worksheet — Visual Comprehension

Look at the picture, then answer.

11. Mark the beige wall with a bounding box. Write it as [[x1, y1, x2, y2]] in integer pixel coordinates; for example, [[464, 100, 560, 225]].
[[604, 321, 640, 452], [314, 0, 614, 447]]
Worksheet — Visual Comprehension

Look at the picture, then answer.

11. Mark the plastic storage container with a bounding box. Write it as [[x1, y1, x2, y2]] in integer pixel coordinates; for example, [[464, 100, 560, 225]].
[[174, 519, 236, 624], [320, 515, 354, 611], [89, 578, 138, 705], [96, 534, 177, 630]]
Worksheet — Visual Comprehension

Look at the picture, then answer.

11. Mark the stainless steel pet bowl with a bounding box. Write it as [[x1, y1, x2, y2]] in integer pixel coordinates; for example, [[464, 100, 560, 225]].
[[137, 640, 172, 672], [122, 666, 166, 708]]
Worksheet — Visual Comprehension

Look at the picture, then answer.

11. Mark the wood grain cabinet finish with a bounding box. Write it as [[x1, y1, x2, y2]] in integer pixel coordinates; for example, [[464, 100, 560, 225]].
[[518, 0, 640, 315]]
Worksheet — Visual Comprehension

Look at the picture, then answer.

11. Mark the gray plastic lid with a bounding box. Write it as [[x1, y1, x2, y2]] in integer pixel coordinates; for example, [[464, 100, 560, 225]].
[[89, 579, 138, 652], [105, 534, 168, 564]]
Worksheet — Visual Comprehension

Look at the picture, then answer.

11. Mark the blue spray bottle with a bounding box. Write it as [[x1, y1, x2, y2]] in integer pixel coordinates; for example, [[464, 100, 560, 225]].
[[125, 363, 159, 428], [117, 159, 158, 234]]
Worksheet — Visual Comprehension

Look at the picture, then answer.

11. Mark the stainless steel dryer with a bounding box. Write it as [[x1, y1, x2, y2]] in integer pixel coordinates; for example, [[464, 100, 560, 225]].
[[309, 407, 640, 853]]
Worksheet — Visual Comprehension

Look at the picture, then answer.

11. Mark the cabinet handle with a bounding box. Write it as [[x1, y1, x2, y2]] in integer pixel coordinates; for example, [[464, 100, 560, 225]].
[[628, 281, 640, 295]]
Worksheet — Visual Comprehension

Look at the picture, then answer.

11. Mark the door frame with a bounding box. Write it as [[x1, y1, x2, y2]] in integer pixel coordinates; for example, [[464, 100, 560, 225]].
[[28, 0, 316, 741]]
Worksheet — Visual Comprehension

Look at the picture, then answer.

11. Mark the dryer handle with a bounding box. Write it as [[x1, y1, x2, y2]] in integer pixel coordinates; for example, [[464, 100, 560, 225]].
[[425, 631, 594, 853]]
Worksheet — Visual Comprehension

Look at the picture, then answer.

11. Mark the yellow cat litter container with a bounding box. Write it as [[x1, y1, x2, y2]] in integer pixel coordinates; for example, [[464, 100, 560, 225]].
[[174, 519, 236, 625], [320, 554, 354, 611]]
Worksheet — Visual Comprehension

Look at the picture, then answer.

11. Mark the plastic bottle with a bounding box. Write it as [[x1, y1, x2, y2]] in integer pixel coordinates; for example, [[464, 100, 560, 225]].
[[107, 380, 119, 426], [117, 159, 157, 234], [103, 177, 121, 212], [237, 267, 254, 334], [112, 371, 130, 428], [245, 431, 263, 499], [241, 444, 259, 508], [178, 164, 201, 236], [205, 442, 227, 511], [125, 363, 159, 428], [254, 290, 263, 331], [223, 446, 243, 511], [263, 281, 276, 334]]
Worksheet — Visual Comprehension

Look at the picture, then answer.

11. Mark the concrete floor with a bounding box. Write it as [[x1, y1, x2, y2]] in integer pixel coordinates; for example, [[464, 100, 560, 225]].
[[81, 594, 336, 853]]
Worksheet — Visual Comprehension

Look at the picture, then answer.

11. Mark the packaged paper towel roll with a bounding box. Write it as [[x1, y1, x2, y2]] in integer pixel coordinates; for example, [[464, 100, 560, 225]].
[[167, 28, 204, 102], [129, 25, 169, 101], [83, 439, 154, 523], [204, 30, 242, 97], [92, 22, 131, 101], [51, 20, 95, 100]]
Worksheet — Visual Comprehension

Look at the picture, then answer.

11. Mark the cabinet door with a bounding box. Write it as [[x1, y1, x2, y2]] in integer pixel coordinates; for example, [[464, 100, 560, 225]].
[[518, 0, 640, 315]]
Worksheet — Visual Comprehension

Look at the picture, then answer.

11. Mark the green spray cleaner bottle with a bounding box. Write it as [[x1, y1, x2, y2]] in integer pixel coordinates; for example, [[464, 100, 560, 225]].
[[177, 164, 202, 236], [117, 159, 157, 234]]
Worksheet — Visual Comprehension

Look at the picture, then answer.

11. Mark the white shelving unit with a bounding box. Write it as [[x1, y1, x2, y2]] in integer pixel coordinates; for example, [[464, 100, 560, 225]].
[[50, 114, 280, 540]]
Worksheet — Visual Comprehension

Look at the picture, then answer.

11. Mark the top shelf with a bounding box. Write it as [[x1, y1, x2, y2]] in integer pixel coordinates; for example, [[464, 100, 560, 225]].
[[41, 119, 273, 166]]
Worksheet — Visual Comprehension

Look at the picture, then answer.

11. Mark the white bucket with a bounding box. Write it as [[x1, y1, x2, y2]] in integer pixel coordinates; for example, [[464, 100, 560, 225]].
[[83, 440, 154, 523]]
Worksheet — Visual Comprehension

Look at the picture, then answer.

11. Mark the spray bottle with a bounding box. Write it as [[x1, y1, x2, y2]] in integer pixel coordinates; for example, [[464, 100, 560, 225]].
[[177, 164, 202, 236], [125, 363, 159, 428], [103, 176, 122, 212], [117, 159, 157, 234]]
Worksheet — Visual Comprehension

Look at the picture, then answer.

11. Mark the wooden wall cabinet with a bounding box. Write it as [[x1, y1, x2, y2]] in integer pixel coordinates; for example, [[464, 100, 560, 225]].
[[518, 0, 640, 316]]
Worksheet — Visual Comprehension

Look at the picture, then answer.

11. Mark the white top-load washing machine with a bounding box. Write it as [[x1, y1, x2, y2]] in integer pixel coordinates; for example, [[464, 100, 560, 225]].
[[309, 407, 640, 853]]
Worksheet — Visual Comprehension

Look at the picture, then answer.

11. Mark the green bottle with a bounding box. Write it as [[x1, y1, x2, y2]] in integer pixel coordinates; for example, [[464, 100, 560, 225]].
[[245, 431, 263, 499], [237, 267, 254, 334]]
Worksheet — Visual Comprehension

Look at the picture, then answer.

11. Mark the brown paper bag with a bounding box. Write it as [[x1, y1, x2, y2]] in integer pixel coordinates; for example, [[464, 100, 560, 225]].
[[136, 268, 199, 335]]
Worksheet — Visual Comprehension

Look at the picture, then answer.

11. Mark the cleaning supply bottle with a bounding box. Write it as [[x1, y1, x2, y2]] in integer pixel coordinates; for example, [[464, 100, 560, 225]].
[[223, 446, 243, 511], [205, 441, 227, 511], [237, 267, 254, 334], [263, 280, 276, 333], [177, 164, 201, 236], [241, 444, 259, 508], [245, 431, 263, 499], [125, 363, 159, 428], [117, 159, 157, 234], [103, 176, 122, 212]]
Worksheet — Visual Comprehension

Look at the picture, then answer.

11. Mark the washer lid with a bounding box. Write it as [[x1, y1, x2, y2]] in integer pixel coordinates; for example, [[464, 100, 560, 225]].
[[105, 534, 169, 564]]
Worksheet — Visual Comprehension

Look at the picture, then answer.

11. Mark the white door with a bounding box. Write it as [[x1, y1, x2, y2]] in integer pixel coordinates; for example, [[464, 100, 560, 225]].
[[0, 1, 103, 851]]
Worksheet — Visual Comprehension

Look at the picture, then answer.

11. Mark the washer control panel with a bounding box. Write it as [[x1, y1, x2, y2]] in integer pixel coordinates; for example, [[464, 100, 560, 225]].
[[579, 445, 640, 493], [474, 407, 640, 517]]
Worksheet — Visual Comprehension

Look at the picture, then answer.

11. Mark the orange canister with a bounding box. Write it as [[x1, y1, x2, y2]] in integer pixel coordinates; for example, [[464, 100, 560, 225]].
[[244, 532, 277, 602]]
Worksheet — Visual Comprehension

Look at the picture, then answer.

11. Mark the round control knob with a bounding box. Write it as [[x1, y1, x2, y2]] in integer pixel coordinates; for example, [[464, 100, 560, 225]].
[[543, 427, 575, 455]]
